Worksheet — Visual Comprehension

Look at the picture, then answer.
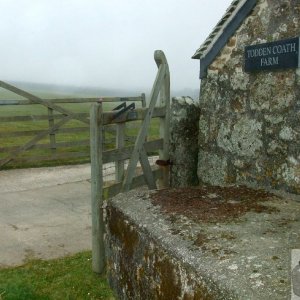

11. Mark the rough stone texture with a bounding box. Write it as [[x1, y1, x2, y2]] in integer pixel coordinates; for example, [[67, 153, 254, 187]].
[[105, 187, 300, 299], [170, 97, 200, 187], [198, 0, 300, 194]]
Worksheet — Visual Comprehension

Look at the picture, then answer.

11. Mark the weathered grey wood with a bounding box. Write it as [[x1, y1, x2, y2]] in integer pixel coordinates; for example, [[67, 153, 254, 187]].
[[88, 50, 170, 274], [0, 96, 144, 105], [141, 93, 146, 108], [0, 107, 165, 124], [102, 169, 162, 200], [48, 108, 56, 153], [122, 52, 167, 192], [90, 103, 105, 274], [0, 139, 91, 152], [0, 116, 73, 168], [158, 51, 171, 188], [115, 123, 125, 182], [139, 146, 157, 189], [0, 113, 89, 123], [102, 139, 163, 164], [0, 127, 89, 138], [0, 81, 90, 125], [0, 82, 148, 168]]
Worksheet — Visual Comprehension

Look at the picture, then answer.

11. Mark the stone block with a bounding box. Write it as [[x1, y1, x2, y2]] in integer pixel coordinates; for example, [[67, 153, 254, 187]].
[[105, 187, 300, 299]]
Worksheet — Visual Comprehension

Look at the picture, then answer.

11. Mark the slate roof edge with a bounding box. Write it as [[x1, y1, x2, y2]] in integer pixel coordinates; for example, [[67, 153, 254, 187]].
[[192, 0, 257, 79]]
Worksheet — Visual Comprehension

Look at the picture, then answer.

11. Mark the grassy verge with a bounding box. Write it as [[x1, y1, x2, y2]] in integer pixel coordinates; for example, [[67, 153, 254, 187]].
[[0, 251, 115, 300]]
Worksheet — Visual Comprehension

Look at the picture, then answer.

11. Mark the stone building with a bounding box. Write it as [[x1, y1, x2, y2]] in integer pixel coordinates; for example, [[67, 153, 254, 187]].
[[192, 0, 300, 193]]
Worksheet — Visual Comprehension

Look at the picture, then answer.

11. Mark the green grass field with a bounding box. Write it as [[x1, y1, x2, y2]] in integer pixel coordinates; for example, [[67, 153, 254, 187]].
[[0, 251, 115, 300]]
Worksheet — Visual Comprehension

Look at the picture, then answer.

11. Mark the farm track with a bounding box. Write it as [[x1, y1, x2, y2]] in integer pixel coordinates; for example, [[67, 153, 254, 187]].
[[0, 157, 158, 268]]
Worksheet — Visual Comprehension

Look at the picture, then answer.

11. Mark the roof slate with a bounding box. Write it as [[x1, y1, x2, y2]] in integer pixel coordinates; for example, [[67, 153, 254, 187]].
[[192, 0, 255, 60]]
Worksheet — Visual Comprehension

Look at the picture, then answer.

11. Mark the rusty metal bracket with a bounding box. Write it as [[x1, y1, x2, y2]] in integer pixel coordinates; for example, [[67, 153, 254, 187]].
[[156, 159, 172, 167]]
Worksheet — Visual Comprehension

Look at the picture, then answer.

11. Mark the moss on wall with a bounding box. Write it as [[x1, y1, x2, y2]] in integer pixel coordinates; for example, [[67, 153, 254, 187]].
[[198, 0, 300, 193]]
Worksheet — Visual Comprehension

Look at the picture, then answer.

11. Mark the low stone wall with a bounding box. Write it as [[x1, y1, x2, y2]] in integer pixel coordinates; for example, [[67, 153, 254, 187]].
[[105, 187, 300, 299], [105, 189, 232, 300], [170, 97, 200, 187]]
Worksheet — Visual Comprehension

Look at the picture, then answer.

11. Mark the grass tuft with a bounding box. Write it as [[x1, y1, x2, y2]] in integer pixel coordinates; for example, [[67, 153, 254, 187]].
[[0, 251, 115, 300]]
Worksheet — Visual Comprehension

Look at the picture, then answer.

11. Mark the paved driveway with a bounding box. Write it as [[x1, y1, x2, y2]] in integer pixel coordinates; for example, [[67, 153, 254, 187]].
[[0, 164, 92, 268]]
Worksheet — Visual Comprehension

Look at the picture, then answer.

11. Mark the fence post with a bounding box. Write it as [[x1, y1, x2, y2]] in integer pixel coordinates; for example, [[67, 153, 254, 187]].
[[158, 52, 170, 188], [90, 102, 105, 274], [115, 123, 125, 182], [47, 107, 56, 153], [141, 93, 146, 108]]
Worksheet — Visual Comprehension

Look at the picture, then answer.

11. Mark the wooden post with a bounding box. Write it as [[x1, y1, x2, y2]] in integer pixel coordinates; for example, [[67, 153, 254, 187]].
[[141, 93, 146, 108], [122, 50, 167, 192], [90, 103, 105, 274], [48, 107, 56, 154], [158, 52, 170, 188], [115, 123, 125, 182]]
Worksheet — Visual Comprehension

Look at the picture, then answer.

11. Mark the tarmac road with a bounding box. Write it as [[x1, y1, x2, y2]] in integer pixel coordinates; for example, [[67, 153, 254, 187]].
[[0, 164, 93, 268]]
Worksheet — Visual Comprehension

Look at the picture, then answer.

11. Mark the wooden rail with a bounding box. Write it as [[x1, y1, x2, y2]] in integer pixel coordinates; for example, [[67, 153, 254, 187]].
[[90, 50, 170, 273], [0, 82, 146, 169]]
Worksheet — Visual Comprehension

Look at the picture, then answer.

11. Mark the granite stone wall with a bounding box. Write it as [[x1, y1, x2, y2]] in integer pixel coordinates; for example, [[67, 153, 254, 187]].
[[198, 0, 300, 193], [170, 97, 200, 187]]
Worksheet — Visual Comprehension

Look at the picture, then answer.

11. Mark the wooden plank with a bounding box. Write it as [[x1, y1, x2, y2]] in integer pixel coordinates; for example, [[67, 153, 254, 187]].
[[0, 139, 91, 152], [122, 62, 166, 192], [0, 107, 165, 124], [141, 93, 146, 108], [90, 103, 105, 274], [48, 108, 56, 152], [158, 51, 171, 188], [0, 96, 144, 105], [46, 96, 143, 103], [0, 127, 89, 138], [103, 169, 162, 200], [139, 146, 157, 189], [102, 139, 163, 164], [0, 113, 89, 123], [115, 123, 125, 182], [0, 81, 89, 125]]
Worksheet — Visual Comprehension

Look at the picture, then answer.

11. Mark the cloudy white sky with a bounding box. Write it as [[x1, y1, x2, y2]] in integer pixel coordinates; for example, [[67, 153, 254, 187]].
[[0, 0, 232, 91]]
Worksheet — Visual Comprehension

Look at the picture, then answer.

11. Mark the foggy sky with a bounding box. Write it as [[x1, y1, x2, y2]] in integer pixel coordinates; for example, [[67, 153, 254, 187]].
[[0, 0, 232, 91]]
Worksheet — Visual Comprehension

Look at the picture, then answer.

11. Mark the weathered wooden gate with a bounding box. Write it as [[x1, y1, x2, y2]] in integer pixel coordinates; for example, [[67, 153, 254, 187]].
[[0, 81, 145, 169], [90, 50, 170, 273]]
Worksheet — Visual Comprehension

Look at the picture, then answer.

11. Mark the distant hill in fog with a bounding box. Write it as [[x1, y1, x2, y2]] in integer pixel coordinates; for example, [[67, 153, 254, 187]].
[[7, 81, 145, 98], [1, 80, 199, 101]]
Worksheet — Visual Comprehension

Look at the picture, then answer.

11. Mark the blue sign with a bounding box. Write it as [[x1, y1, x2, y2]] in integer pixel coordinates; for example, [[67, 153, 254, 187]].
[[245, 37, 300, 72]]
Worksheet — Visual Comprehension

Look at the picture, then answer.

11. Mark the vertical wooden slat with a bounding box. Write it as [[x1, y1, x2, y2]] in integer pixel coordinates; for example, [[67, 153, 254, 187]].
[[48, 107, 56, 153], [102, 126, 106, 150], [139, 146, 157, 189], [115, 123, 125, 182], [90, 103, 105, 274], [141, 93, 146, 108], [122, 63, 166, 192], [159, 53, 171, 188]]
